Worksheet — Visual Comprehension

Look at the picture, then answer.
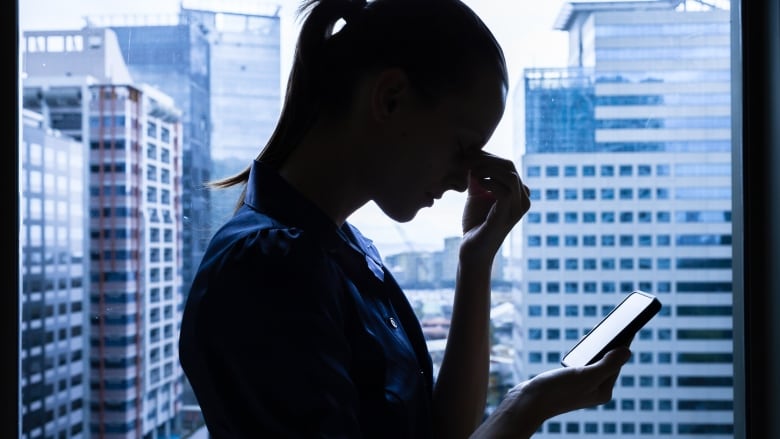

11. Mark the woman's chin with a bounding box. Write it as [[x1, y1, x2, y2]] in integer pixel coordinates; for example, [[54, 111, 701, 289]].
[[379, 204, 422, 224]]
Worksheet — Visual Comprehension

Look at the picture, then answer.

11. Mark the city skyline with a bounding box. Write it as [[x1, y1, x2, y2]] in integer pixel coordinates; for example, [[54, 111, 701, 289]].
[[18, 1, 741, 437], [19, 0, 569, 255], [22, 46, 187, 436]]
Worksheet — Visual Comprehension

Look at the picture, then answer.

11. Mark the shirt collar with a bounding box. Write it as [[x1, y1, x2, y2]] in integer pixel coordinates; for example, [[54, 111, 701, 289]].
[[244, 160, 385, 281]]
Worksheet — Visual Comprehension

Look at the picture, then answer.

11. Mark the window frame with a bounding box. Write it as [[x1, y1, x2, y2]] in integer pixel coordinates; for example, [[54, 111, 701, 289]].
[[731, 1, 780, 438]]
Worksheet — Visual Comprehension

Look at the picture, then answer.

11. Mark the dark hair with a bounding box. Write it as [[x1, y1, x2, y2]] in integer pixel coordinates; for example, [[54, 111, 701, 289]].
[[212, 0, 508, 208]]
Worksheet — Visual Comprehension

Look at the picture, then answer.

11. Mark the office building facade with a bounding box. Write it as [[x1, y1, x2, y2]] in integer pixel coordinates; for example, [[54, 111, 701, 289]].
[[515, 1, 733, 436], [179, 0, 282, 230], [98, 16, 213, 298], [92, 1, 283, 288], [22, 28, 185, 438], [20, 108, 89, 439]]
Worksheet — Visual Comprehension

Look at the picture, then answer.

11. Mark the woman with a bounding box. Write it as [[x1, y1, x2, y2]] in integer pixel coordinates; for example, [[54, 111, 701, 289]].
[[178, 0, 631, 437]]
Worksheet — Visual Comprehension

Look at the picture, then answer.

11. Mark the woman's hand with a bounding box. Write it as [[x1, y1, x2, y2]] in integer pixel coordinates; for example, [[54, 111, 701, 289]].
[[471, 347, 632, 439], [460, 151, 531, 264]]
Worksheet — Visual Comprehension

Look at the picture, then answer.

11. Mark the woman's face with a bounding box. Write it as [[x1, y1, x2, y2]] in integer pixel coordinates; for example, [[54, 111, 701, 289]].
[[369, 71, 507, 223]]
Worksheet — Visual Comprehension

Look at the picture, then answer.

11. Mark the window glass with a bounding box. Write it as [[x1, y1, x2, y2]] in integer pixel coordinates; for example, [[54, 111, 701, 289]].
[[19, 0, 740, 438]]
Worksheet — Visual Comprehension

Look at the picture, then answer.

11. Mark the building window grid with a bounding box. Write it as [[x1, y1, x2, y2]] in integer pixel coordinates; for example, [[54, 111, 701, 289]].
[[541, 420, 695, 435], [504, 11, 731, 429]]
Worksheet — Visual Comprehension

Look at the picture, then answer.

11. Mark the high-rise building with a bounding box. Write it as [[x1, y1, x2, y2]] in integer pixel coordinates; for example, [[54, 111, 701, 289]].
[[20, 108, 89, 439], [91, 6, 281, 427], [93, 14, 213, 299], [90, 1, 283, 290], [514, 0, 733, 436], [22, 28, 185, 438], [178, 0, 282, 231]]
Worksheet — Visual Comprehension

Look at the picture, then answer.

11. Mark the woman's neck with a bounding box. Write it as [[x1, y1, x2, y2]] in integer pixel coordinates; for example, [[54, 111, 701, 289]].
[[278, 123, 372, 227]]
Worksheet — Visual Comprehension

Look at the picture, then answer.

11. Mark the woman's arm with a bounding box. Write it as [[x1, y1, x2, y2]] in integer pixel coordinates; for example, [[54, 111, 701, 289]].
[[431, 250, 494, 438], [470, 347, 631, 439], [179, 231, 363, 438], [431, 152, 530, 438]]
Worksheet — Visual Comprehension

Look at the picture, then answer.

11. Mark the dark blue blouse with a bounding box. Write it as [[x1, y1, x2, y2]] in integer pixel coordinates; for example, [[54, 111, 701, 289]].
[[179, 161, 434, 438]]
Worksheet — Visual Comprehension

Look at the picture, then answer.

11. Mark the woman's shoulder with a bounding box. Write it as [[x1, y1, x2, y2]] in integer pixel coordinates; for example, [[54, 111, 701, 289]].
[[206, 205, 326, 267], [187, 204, 347, 314]]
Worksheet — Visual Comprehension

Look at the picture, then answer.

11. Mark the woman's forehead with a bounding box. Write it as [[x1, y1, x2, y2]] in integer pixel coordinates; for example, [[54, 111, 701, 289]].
[[444, 77, 506, 132]]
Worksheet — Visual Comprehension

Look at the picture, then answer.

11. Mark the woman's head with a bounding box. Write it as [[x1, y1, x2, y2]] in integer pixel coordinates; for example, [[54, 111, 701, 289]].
[[215, 0, 509, 218], [261, 0, 508, 167]]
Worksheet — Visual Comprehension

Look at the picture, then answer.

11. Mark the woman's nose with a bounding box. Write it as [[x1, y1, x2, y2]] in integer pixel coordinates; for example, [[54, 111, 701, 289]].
[[448, 167, 470, 193]]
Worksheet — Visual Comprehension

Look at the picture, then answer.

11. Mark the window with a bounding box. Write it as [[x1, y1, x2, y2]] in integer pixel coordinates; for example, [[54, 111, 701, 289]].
[[147, 142, 157, 159], [583, 188, 596, 199], [583, 211, 596, 223], [16, 1, 780, 439], [147, 165, 157, 181]]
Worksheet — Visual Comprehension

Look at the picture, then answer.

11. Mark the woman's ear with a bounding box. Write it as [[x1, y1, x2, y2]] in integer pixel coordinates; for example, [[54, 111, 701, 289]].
[[370, 68, 409, 122]]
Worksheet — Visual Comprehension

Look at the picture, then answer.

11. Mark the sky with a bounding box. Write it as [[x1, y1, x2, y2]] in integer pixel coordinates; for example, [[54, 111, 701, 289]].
[[18, 0, 569, 255]]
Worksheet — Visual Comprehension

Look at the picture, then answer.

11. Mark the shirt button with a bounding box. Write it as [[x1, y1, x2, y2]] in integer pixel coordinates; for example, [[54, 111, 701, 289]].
[[387, 317, 398, 329]]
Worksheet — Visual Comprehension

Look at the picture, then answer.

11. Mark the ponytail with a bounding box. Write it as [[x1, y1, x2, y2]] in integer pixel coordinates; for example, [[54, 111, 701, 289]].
[[210, 0, 507, 213], [208, 0, 368, 209]]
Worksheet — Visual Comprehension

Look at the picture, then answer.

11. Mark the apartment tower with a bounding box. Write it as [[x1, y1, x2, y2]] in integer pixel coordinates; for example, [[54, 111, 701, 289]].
[[20, 107, 89, 438], [22, 28, 185, 438], [515, 1, 733, 436]]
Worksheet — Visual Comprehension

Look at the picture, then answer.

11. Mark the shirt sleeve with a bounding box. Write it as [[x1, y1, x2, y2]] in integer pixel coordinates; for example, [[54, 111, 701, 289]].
[[179, 227, 362, 438]]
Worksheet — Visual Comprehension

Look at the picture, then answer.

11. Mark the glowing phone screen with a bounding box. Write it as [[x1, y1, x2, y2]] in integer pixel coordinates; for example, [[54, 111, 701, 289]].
[[562, 292, 657, 367]]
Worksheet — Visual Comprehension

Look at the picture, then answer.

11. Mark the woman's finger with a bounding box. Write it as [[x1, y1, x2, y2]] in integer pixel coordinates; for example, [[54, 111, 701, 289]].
[[582, 347, 631, 381]]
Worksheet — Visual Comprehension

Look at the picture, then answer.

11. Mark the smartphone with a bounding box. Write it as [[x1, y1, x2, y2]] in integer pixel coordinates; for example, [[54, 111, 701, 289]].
[[561, 290, 662, 367]]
